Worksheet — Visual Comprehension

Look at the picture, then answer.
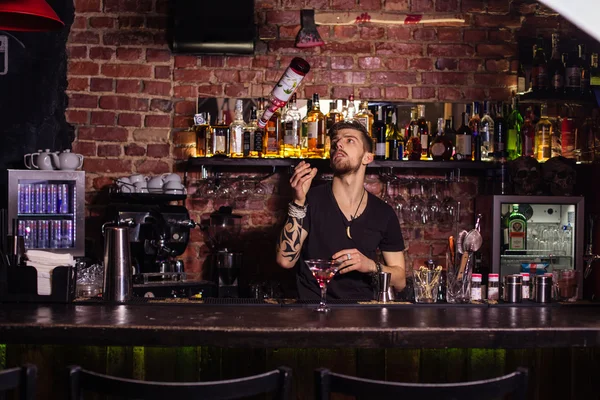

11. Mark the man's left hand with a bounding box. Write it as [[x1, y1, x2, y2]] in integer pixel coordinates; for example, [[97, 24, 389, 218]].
[[332, 249, 376, 275]]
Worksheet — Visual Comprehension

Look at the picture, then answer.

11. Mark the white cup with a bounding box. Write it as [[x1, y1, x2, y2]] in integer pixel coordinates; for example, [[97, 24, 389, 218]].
[[116, 177, 133, 193], [162, 173, 182, 183], [147, 176, 164, 192], [129, 174, 146, 184], [163, 181, 185, 191], [134, 181, 149, 193]]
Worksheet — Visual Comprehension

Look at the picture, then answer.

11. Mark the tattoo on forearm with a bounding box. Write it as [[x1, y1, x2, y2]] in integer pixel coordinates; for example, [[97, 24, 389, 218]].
[[276, 216, 303, 263]]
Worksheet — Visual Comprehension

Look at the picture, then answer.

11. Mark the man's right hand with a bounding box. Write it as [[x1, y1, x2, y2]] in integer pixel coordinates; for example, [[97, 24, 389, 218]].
[[290, 161, 317, 205]]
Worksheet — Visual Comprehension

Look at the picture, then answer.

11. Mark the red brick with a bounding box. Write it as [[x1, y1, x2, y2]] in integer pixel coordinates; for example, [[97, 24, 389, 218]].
[[173, 85, 196, 98], [485, 59, 511, 72], [155, 0, 168, 14], [89, 17, 114, 28], [358, 0, 381, 9], [477, 44, 517, 57], [135, 159, 170, 175], [200, 56, 225, 68], [155, 66, 171, 79], [68, 78, 88, 91], [376, 43, 422, 56], [89, 47, 114, 60], [436, 0, 459, 12], [461, 0, 484, 12], [438, 87, 463, 101], [330, 56, 353, 70], [146, 144, 170, 157], [90, 111, 116, 125], [66, 110, 88, 124], [75, 0, 100, 12], [174, 101, 195, 115], [358, 87, 381, 99], [103, 31, 155, 46], [67, 46, 87, 59], [116, 79, 142, 93], [411, 0, 433, 12], [383, 87, 409, 100], [102, 64, 152, 78], [488, 87, 514, 101], [487, 0, 511, 14], [118, 113, 142, 127], [78, 126, 128, 141], [214, 70, 240, 83], [258, 25, 277, 40], [69, 61, 99, 76], [70, 31, 100, 44], [413, 28, 436, 42], [474, 15, 522, 28], [97, 144, 122, 157], [118, 16, 144, 28], [72, 141, 96, 156], [116, 48, 142, 61], [464, 30, 487, 43], [473, 73, 516, 87], [226, 57, 254, 68], [435, 58, 458, 71], [146, 16, 167, 29], [224, 84, 248, 97], [438, 29, 462, 42], [173, 116, 192, 128], [459, 59, 483, 72], [174, 55, 197, 68], [239, 70, 264, 83], [358, 57, 382, 70], [142, 81, 171, 96], [386, 26, 411, 41], [384, 57, 408, 70], [251, 56, 276, 69], [145, 115, 171, 128], [327, 41, 372, 54], [301, 0, 328, 8], [279, 25, 300, 39], [422, 72, 468, 85], [146, 49, 171, 63], [409, 58, 433, 71], [99, 96, 148, 111], [84, 158, 132, 173], [517, 2, 539, 15], [384, 0, 409, 10], [360, 26, 385, 40], [149, 99, 173, 113], [69, 94, 98, 108], [412, 87, 436, 99], [90, 78, 113, 92], [104, 0, 152, 12], [463, 88, 487, 101], [427, 44, 474, 57], [371, 72, 416, 85], [197, 85, 224, 97], [333, 26, 358, 39], [266, 11, 299, 25], [331, 0, 355, 10], [328, 86, 349, 100], [71, 16, 86, 30], [489, 30, 514, 42], [124, 144, 146, 156], [173, 69, 212, 82]]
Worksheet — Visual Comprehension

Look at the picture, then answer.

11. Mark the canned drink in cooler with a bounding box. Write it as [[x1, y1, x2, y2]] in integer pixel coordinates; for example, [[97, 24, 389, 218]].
[[38, 220, 49, 249], [47, 184, 58, 213], [61, 220, 74, 248], [28, 220, 37, 249], [18, 184, 32, 214], [50, 220, 61, 249], [35, 184, 48, 214], [58, 184, 69, 214]]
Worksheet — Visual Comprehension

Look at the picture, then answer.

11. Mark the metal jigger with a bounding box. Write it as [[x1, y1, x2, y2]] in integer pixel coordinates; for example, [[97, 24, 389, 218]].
[[377, 271, 394, 302]]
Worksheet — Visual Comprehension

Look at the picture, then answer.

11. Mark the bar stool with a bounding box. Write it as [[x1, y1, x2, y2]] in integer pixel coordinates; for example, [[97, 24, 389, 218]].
[[315, 367, 528, 400], [0, 364, 36, 400], [67, 365, 291, 400]]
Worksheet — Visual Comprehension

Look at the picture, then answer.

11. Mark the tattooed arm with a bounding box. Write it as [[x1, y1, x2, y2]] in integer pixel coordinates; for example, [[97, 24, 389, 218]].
[[275, 161, 317, 269]]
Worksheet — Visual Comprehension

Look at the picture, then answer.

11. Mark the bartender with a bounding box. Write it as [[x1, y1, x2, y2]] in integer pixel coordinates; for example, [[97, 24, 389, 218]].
[[275, 120, 406, 300]]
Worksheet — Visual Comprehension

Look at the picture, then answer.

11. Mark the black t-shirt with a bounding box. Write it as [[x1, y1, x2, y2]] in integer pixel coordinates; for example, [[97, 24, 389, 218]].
[[296, 182, 405, 300]]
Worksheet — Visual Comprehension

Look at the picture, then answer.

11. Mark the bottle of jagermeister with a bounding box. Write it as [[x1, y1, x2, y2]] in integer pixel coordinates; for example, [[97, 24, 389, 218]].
[[507, 204, 527, 250]]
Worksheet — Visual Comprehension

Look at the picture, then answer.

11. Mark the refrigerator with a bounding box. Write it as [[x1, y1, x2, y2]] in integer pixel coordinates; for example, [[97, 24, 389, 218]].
[[4, 169, 85, 257], [476, 195, 585, 298]]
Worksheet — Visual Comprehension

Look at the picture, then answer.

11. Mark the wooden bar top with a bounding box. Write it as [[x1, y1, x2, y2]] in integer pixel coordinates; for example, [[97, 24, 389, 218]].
[[0, 302, 600, 348]]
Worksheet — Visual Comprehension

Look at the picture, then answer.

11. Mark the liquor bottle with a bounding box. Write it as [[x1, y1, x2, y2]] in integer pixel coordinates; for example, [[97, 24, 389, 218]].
[[243, 106, 258, 157], [326, 101, 342, 131], [405, 107, 418, 137], [211, 110, 230, 156], [480, 101, 494, 161], [560, 106, 575, 159], [356, 100, 374, 136], [564, 41, 581, 96], [521, 107, 535, 157], [591, 53, 600, 86], [264, 99, 281, 158], [430, 118, 453, 161], [250, 102, 263, 158], [517, 61, 527, 94], [531, 36, 548, 93], [373, 106, 387, 160], [469, 102, 482, 161], [307, 93, 326, 158], [493, 102, 508, 159], [386, 108, 405, 161], [229, 99, 246, 158], [507, 204, 527, 250], [549, 33, 565, 94], [405, 117, 422, 162], [444, 118, 456, 157], [194, 112, 211, 157], [345, 94, 357, 121], [282, 93, 301, 158], [507, 97, 523, 160], [258, 57, 311, 128], [455, 106, 472, 161], [535, 103, 553, 162], [580, 44, 591, 95], [300, 99, 312, 158], [340, 99, 348, 120], [416, 104, 429, 160], [575, 113, 598, 163]]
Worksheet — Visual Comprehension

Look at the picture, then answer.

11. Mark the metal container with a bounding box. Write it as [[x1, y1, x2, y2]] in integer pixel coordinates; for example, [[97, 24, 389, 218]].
[[377, 272, 393, 302], [103, 226, 133, 303], [503, 274, 523, 303], [535, 275, 553, 303]]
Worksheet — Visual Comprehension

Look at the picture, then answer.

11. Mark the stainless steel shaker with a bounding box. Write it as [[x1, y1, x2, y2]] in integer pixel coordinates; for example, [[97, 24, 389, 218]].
[[534, 275, 553, 303], [503, 274, 523, 303], [103, 226, 133, 302], [377, 272, 394, 302]]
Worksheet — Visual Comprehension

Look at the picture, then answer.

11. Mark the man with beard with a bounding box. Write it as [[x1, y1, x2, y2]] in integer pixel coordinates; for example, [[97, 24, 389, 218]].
[[275, 121, 406, 300]]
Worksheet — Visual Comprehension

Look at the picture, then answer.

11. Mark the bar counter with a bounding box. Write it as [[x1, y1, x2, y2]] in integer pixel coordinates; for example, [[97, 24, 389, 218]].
[[1, 301, 600, 348]]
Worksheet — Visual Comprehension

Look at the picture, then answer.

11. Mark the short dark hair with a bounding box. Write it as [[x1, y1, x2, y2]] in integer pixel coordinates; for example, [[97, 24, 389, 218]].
[[328, 120, 373, 153]]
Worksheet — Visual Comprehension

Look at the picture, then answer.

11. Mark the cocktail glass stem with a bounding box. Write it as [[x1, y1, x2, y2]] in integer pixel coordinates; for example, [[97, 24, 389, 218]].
[[317, 284, 328, 312]]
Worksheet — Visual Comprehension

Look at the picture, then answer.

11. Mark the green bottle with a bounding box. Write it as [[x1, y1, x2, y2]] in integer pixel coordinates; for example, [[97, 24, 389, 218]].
[[507, 97, 523, 160]]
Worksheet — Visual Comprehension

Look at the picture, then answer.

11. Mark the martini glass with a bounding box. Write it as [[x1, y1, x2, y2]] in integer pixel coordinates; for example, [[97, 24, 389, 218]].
[[305, 259, 340, 312]]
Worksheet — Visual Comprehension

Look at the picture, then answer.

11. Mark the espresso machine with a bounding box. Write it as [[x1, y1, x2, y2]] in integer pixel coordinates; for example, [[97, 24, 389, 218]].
[[202, 207, 243, 297]]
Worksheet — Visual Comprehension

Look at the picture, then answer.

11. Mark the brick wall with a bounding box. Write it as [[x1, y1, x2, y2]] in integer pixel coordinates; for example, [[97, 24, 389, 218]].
[[66, 0, 594, 285]]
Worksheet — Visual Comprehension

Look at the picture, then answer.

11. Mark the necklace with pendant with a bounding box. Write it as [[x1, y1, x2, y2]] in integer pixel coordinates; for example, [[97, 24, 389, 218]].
[[345, 189, 366, 240]]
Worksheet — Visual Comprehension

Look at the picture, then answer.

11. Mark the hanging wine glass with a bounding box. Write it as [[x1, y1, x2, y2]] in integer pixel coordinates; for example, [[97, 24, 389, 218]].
[[440, 181, 458, 227], [391, 180, 408, 223], [408, 182, 427, 225], [426, 182, 443, 225]]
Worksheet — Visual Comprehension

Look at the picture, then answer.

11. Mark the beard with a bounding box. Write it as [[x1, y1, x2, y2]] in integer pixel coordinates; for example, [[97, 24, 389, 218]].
[[330, 151, 362, 176]]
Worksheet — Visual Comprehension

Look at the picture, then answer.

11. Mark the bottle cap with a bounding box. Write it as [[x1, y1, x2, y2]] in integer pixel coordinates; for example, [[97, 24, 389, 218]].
[[489, 273, 499, 281], [472, 273, 482, 282]]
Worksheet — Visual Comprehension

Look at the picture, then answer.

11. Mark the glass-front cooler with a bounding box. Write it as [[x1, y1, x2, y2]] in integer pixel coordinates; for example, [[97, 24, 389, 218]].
[[476, 195, 585, 298], [4, 169, 85, 256]]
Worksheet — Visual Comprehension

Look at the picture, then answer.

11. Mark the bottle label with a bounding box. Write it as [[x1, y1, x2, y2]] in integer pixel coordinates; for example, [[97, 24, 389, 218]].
[[471, 287, 482, 301], [508, 219, 526, 249], [231, 126, 243, 154], [375, 142, 386, 157], [243, 131, 251, 157], [357, 117, 369, 129], [552, 73, 564, 90], [388, 141, 404, 161], [308, 121, 318, 139], [253, 130, 263, 155], [455, 135, 471, 159], [523, 136, 534, 156], [517, 77, 526, 93], [430, 142, 446, 157], [488, 287, 499, 301], [267, 137, 278, 152], [522, 285, 530, 299], [565, 67, 581, 88], [561, 120, 575, 158], [271, 68, 305, 107], [533, 66, 548, 89], [420, 135, 429, 152]]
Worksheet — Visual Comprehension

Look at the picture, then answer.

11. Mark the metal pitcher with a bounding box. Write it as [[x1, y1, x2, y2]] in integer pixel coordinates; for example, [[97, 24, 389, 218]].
[[103, 226, 133, 303]]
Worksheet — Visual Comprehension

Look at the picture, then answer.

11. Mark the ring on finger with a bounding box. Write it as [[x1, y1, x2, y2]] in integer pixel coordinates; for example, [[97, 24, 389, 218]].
[[347, 253, 351, 261]]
